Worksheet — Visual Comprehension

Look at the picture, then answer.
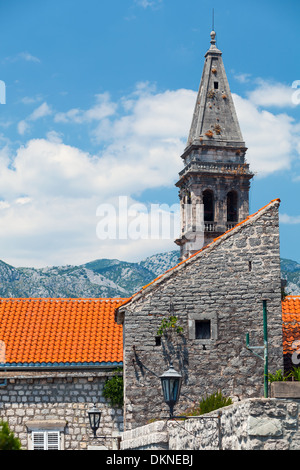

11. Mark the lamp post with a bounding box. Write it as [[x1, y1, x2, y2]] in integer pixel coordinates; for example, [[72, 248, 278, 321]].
[[88, 404, 102, 438], [87, 404, 122, 449], [160, 362, 182, 418], [159, 363, 223, 449], [245, 299, 269, 398]]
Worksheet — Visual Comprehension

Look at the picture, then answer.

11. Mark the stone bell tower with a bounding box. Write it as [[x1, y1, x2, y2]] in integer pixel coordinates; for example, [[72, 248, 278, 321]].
[[175, 30, 254, 260]]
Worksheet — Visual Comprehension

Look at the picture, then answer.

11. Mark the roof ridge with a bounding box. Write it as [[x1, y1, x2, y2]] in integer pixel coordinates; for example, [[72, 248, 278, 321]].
[[283, 295, 300, 300], [0, 297, 129, 302], [119, 199, 281, 308]]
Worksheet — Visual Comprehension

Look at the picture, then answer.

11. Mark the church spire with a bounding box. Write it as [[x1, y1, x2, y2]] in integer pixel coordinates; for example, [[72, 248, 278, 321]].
[[175, 30, 254, 261], [186, 30, 245, 150]]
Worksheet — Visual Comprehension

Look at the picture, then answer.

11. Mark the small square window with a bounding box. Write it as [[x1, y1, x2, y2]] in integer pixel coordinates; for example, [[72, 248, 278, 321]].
[[195, 320, 211, 340], [214, 82, 219, 90], [188, 313, 217, 341]]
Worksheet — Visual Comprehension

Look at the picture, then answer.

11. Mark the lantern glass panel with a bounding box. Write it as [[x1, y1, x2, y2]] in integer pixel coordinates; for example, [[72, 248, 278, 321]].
[[170, 378, 180, 403], [160, 363, 182, 417], [161, 378, 170, 402], [88, 406, 101, 434]]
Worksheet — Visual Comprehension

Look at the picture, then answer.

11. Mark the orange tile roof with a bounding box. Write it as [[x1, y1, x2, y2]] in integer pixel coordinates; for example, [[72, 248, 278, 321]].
[[282, 296, 300, 356], [0, 298, 128, 367]]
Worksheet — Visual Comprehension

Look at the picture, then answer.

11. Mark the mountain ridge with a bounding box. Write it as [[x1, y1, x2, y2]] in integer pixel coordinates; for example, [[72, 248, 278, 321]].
[[0, 252, 298, 298]]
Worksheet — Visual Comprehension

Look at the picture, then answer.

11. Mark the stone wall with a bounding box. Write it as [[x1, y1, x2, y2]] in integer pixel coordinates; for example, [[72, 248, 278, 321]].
[[0, 369, 123, 450], [118, 200, 283, 430], [121, 398, 300, 451]]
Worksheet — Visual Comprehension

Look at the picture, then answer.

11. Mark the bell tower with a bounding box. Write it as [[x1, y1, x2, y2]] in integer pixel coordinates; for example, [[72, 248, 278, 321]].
[[175, 31, 254, 260]]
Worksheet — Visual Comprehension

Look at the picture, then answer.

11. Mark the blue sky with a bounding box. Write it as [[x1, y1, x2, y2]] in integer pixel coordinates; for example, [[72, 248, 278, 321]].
[[0, 0, 299, 267]]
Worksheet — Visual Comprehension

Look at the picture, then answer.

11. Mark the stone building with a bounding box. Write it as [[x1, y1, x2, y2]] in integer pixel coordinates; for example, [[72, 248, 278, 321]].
[[116, 199, 283, 430], [0, 29, 299, 450], [114, 31, 283, 431], [175, 31, 253, 260], [0, 298, 125, 450]]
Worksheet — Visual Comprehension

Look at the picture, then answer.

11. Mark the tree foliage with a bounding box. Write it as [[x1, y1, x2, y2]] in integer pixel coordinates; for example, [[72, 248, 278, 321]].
[[0, 421, 21, 450], [102, 368, 123, 408], [186, 391, 233, 416]]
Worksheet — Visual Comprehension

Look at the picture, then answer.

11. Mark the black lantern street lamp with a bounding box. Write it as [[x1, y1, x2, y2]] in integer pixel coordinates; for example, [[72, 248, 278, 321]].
[[88, 404, 101, 438], [160, 362, 182, 418]]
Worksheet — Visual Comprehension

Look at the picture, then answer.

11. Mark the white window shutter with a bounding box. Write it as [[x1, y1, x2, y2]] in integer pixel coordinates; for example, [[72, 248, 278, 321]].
[[47, 432, 60, 450], [32, 431, 60, 450], [32, 432, 46, 450]]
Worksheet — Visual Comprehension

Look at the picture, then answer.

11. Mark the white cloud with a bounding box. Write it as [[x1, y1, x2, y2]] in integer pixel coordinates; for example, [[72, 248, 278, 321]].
[[0, 85, 195, 266], [93, 85, 194, 143], [234, 73, 252, 84], [280, 214, 300, 225], [4, 52, 41, 64], [21, 95, 43, 105], [135, 0, 163, 8], [29, 102, 52, 121], [18, 52, 41, 63], [46, 130, 63, 143], [17, 102, 52, 135], [54, 108, 81, 123], [0, 201, 10, 210], [233, 93, 300, 175], [15, 197, 32, 205], [54, 93, 116, 124], [247, 79, 296, 108], [3, 79, 300, 267], [17, 120, 29, 136]]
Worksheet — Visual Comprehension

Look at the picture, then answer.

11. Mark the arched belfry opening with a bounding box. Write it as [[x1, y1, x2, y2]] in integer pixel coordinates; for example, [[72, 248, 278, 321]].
[[186, 191, 192, 205], [227, 191, 238, 222], [203, 190, 214, 222]]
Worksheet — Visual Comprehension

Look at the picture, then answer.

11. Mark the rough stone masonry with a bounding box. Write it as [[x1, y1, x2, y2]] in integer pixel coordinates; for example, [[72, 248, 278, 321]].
[[116, 199, 283, 430], [0, 369, 123, 450]]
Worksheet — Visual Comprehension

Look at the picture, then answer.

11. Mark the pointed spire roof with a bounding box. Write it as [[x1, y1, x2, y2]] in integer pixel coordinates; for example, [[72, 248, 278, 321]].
[[186, 31, 245, 150]]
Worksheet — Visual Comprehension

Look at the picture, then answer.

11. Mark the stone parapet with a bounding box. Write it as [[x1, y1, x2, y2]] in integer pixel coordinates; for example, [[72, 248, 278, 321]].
[[122, 421, 168, 450], [121, 398, 300, 451]]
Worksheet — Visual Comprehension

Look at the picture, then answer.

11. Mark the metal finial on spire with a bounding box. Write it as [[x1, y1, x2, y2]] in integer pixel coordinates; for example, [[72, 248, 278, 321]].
[[210, 8, 216, 46], [210, 30, 216, 46]]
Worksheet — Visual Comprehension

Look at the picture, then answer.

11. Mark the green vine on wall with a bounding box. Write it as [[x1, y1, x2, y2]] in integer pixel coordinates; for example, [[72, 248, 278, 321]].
[[102, 368, 123, 408], [156, 315, 183, 337]]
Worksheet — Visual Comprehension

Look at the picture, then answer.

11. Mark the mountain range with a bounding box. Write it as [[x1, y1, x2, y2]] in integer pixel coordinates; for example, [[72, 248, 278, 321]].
[[281, 258, 300, 296], [0, 250, 180, 299], [0, 251, 298, 298]]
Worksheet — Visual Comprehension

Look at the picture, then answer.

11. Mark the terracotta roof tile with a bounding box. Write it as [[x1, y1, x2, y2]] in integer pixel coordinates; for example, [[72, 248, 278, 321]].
[[282, 296, 300, 355], [0, 298, 128, 367]]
